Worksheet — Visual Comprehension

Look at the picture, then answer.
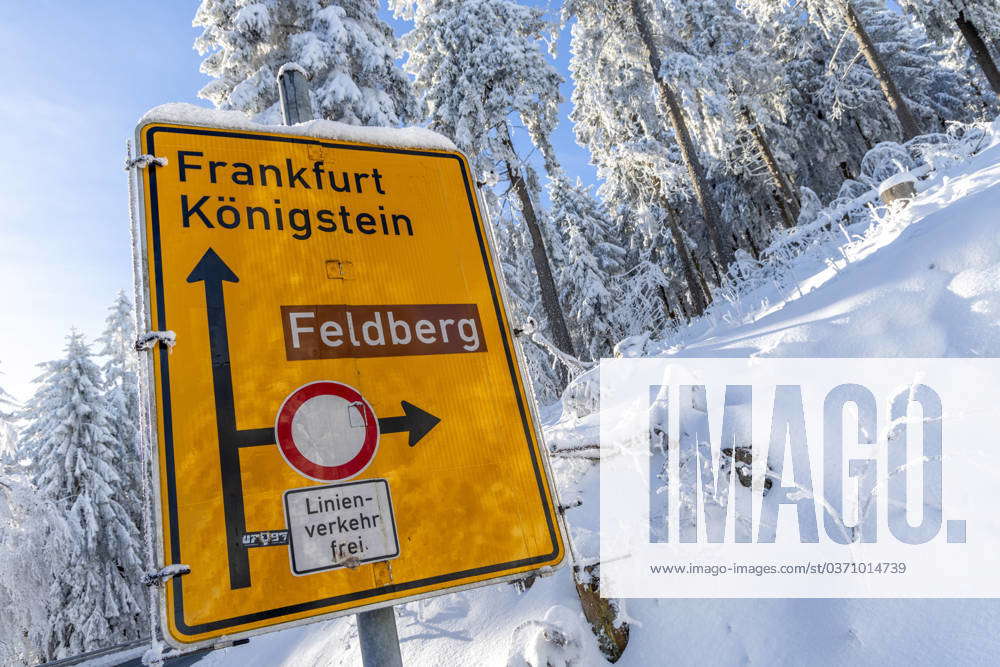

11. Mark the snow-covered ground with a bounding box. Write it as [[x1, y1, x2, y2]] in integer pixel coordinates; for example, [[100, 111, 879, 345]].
[[187, 137, 1000, 666]]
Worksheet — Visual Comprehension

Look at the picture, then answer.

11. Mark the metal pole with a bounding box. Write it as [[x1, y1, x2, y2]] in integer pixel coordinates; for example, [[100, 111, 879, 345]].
[[277, 64, 314, 125], [276, 64, 404, 667], [357, 607, 404, 667]]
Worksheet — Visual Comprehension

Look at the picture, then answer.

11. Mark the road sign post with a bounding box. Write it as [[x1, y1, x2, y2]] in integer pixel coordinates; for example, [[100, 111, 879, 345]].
[[132, 107, 564, 650], [276, 66, 408, 667], [357, 607, 403, 667]]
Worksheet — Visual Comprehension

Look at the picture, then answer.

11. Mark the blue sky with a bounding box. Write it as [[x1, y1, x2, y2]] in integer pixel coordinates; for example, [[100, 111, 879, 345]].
[[0, 1, 592, 402]]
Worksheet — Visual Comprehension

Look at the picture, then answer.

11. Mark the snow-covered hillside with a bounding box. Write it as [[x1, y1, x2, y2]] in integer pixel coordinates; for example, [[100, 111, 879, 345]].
[[190, 134, 1000, 667]]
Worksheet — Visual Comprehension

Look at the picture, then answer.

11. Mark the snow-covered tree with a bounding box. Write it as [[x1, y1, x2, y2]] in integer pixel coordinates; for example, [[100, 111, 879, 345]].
[[745, 0, 978, 138], [0, 363, 17, 463], [899, 0, 1000, 94], [96, 292, 144, 543], [856, 0, 975, 130], [17, 332, 145, 659], [625, 0, 735, 266], [394, 0, 577, 364], [764, 15, 875, 198], [637, 0, 801, 229], [742, 0, 923, 139], [491, 198, 564, 400], [565, 2, 715, 319], [194, 0, 417, 126], [548, 179, 625, 359], [0, 468, 71, 665]]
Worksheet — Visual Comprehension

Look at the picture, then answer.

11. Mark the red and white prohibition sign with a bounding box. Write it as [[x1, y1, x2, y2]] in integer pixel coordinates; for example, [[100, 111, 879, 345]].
[[274, 381, 380, 481]]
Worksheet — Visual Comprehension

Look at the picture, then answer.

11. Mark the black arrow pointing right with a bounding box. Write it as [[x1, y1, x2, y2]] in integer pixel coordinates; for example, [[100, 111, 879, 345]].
[[378, 401, 441, 447]]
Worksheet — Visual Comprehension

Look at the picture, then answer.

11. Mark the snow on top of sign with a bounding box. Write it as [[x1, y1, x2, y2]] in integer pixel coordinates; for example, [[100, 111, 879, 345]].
[[139, 103, 458, 152], [276, 62, 309, 80]]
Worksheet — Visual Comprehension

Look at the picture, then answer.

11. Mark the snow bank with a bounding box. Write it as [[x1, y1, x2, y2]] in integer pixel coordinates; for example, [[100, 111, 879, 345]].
[[656, 140, 1000, 360], [138, 103, 458, 152]]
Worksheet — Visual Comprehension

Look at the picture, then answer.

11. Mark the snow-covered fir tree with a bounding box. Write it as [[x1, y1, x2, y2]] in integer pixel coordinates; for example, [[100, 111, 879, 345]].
[[854, 0, 975, 131], [0, 466, 71, 665], [394, 0, 577, 374], [645, 0, 800, 231], [16, 332, 145, 660], [898, 0, 1000, 94], [761, 12, 878, 198], [741, 0, 924, 139], [548, 178, 625, 360], [565, 0, 720, 319], [490, 199, 564, 400], [194, 0, 417, 125], [0, 363, 16, 462], [96, 292, 144, 544]]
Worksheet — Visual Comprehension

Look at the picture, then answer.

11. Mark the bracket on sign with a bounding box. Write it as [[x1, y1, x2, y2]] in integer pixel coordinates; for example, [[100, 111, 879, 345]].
[[124, 153, 168, 170], [135, 330, 177, 352], [142, 564, 191, 587]]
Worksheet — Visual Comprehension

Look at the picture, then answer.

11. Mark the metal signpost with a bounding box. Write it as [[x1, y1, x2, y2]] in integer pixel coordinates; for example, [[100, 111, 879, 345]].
[[132, 70, 564, 659]]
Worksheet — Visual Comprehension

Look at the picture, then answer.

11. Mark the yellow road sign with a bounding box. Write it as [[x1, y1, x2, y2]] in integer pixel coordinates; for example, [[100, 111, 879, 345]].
[[133, 119, 564, 647]]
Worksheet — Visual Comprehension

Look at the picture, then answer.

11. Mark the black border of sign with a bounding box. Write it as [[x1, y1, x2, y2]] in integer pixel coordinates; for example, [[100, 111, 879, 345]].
[[283, 479, 400, 575], [143, 126, 560, 637]]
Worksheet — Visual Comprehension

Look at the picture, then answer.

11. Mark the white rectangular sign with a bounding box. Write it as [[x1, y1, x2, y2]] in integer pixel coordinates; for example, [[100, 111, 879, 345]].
[[600, 358, 1000, 597], [284, 479, 400, 576]]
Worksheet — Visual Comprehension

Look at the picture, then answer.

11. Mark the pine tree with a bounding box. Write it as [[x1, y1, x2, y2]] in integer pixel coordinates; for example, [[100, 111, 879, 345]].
[[17, 332, 144, 659], [0, 363, 16, 463], [855, 0, 975, 131], [565, 0, 716, 318], [765, 14, 875, 198], [627, 0, 735, 267], [743, 0, 923, 139], [194, 0, 417, 126], [393, 0, 577, 363], [96, 292, 144, 549], [548, 179, 625, 359], [899, 0, 1000, 94], [0, 465, 71, 665]]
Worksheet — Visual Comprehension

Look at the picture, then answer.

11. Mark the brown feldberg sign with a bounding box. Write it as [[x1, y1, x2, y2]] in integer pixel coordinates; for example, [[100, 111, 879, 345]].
[[281, 304, 487, 360]]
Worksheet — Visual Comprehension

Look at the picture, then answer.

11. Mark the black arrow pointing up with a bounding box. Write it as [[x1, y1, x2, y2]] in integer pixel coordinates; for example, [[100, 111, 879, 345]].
[[187, 248, 253, 590], [187, 248, 240, 422], [378, 401, 441, 447]]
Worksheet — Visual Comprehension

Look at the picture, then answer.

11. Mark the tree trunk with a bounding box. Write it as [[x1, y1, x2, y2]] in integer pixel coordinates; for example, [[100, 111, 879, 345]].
[[956, 11, 1000, 95], [664, 206, 707, 316], [741, 107, 799, 228], [841, 0, 921, 140], [743, 228, 761, 260], [692, 256, 713, 307], [657, 284, 678, 323], [500, 133, 576, 363], [628, 0, 733, 268]]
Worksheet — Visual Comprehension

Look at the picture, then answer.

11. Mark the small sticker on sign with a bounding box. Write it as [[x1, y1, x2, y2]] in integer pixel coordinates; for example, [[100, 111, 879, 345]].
[[283, 479, 400, 576]]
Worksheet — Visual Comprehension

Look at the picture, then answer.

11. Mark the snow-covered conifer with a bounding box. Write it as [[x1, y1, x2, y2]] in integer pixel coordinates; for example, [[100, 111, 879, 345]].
[[96, 291, 144, 543], [0, 467, 71, 665], [565, 3, 714, 320], [548, 179, 625, 359], [0, 363, 16, 463], [742, 0, 925, 139], [394, 0, 577, 363], [194, 0, 417, 126], [898, 0, 1000, 94], [855, 0, 975, 130], [17, 332, 145, 659]]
